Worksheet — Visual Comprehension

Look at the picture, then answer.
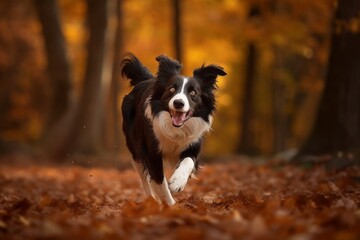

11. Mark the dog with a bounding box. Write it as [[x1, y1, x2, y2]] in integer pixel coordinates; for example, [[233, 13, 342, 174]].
[[121, 53, 226, 205]]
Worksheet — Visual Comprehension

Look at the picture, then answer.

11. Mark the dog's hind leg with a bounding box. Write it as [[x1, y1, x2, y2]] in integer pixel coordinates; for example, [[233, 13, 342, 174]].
[[132, 161, 175, 205], [132, 161, 151, 197], [148, 177, 176, 205], [143, 144, 176, 205]]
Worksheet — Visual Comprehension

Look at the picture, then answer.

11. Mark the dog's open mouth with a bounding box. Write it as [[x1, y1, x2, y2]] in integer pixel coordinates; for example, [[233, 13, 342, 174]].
[[170, 110, 193, 127]]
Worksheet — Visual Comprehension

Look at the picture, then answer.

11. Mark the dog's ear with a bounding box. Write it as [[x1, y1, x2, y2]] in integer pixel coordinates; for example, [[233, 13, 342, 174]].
[[193, 64, 226, 88], [155, 55, 182, 81]]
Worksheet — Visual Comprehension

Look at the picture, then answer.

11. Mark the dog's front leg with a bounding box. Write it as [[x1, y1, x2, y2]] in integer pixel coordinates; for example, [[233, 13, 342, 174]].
[[169, 157, 195, 192]]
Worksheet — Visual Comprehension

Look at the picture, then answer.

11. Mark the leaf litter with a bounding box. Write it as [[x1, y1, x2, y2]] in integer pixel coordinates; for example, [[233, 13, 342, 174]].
[[0, 160, 359, 239]]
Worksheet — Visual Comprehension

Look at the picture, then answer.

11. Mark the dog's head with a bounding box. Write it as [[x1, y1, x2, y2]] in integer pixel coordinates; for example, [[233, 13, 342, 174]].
[[154, 55, 226, 127]]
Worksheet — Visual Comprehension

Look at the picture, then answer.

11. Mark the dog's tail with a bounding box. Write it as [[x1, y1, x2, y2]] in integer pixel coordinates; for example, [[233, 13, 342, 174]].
[[121, 53, 154, 87]]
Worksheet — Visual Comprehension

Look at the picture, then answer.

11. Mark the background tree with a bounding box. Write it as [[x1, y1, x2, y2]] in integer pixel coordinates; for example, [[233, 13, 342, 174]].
[[68, 0, 108, 154], [34, 0, 73, 134], [297, 0, 360, 157], [237, 5, 260, 155], [51, 0, 110, 157], [104, 0, 123, 151]]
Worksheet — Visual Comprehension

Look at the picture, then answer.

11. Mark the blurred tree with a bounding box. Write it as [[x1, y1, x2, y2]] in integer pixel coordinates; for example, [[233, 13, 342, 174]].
[[34, 0, 73, 138], [272, 48, 287, 153], [67, 0, 108, 154], [237, 5, 260, 155], [298, 0, 360, 157], [44, 0, 118, 157], [270, 1, 292, 154], [104, 0, 123, 151], [33, 0, 123, 158]]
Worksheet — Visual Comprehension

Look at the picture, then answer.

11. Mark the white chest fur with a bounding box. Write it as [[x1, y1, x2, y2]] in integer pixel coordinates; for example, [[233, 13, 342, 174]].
[[145, 104, 212, 169]]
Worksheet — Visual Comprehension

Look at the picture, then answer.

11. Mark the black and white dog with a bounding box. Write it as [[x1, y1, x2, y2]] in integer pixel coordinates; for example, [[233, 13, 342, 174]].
[[121, 53, 226, 205]]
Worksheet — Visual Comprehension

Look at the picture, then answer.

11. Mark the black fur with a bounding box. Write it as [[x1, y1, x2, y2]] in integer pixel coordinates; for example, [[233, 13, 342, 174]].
[[121, 53, 154, 86]]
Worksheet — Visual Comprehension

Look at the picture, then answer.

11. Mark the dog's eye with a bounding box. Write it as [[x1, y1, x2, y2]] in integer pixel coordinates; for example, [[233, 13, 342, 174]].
[[169, 87, 176, 93], [190, 90, 196, 96]]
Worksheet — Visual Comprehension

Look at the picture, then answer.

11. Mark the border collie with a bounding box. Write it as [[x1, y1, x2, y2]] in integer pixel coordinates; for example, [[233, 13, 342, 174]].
[[121, 53, 226, 205]]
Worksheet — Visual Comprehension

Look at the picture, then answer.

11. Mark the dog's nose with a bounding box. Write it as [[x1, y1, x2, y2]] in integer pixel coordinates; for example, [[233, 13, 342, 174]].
[[173, 99, 185, 109]]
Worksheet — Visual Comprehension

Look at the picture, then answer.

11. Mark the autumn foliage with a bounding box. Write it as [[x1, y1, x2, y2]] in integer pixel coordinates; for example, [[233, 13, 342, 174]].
[[1, 160, 359, 239]]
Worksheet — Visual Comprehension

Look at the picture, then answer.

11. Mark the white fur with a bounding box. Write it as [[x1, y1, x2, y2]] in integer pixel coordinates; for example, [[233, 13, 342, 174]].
[[144, 96, 152, 120], [169, 157, 195, 192], [152, 110, 212, 169], [147, 176, 176, 205], [133, 161, 176, 205], [169, 78, 189, 112]]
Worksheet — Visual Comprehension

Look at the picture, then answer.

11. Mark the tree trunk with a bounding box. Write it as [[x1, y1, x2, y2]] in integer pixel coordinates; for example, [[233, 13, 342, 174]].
[[67, 0, 108, 154], [34, 0, 73, 132], [103, 0, 123, 151], [298, 0, 360, 156], [173, 0, 182, 62], [272, 47, 287, 153], [237, 5, 260, 155], [237, 43, 257, 154]]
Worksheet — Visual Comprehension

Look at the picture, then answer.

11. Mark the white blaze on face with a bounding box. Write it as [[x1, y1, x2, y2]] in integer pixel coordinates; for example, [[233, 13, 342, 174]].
[[169, 78, 190, 112]]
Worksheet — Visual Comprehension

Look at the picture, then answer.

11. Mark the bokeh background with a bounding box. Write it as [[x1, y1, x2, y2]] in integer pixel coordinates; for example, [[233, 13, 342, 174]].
[[0, 0, 334, 162]]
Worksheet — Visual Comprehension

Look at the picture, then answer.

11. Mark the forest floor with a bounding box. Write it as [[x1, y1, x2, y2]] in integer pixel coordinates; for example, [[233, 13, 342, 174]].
[[0, 156, 359, 240]]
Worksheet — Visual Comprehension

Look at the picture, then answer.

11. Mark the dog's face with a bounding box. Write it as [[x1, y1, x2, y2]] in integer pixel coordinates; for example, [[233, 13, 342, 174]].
[[155, 55, 226, 128], [160, 75, 202, 127]]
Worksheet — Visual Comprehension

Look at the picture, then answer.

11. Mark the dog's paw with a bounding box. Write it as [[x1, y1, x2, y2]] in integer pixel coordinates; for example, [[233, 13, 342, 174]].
[[169, 157, 194, 193], [169, 172, 189, 192]]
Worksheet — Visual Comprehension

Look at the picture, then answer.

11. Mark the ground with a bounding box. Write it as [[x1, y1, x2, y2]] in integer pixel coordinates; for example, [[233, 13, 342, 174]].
[[0, 157, 359, 240]]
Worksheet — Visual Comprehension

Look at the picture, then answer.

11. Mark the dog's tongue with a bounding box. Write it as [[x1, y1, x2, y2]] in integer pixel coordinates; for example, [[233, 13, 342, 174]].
[[172, 111, 187, 127]]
